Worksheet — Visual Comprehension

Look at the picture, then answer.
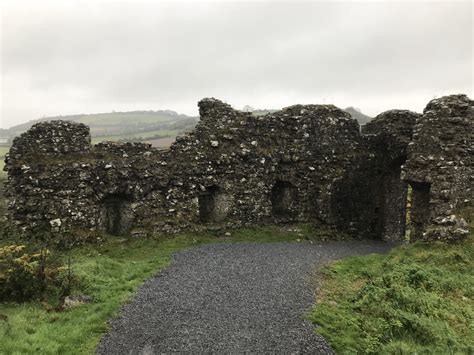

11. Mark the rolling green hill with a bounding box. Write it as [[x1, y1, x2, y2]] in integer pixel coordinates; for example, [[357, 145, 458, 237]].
[[1, 105, 371, 150], [2, 111, 199, 148]]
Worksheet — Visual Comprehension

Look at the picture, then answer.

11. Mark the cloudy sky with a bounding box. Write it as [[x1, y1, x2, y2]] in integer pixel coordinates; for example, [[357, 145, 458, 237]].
[[0, 0, 472, 128]]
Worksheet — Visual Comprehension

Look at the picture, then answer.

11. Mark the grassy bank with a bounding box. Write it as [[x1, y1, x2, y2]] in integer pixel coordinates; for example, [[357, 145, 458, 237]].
[[0, 146, 8, 179], [0, 227, 302, 354], [308, 209, 474, 353]]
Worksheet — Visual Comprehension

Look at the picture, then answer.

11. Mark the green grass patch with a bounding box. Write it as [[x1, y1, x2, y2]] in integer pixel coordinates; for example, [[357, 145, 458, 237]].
[[0, 226, 307, 354], [0, 147, 7, 179], [308, 210, 474, 354], [0, 147, 9, 156]]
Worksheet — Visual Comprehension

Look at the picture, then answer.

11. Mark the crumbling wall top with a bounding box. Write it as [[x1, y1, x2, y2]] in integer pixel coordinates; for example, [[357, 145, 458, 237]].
[[198, 98, 236, 119], [423, 94, 473, 116], [362, 109, 419, 146], [94, 141, 156, 158], [404, 94, 473, 182], [8, 120, 91, 162], [280, 104, 351, 119]]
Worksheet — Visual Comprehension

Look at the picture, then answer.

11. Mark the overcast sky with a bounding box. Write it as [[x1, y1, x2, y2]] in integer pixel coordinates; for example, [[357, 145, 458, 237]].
[[0, 0, 472, 128]]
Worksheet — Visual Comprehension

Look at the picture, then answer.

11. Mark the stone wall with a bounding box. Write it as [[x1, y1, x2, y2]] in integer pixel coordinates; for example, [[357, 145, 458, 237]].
[[403, 94, 473, 241], [7, 121, 91, 160], [331, 109, 420, 240], [166, 99, 362, 229], [3, 94, 472, 243]]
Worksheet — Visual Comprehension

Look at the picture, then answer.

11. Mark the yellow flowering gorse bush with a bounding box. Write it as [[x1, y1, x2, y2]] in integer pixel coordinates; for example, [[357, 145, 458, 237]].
[[0, 244, 67, 302]]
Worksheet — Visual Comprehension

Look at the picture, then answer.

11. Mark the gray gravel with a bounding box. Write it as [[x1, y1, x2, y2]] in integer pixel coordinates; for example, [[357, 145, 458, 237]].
[[97, 240, 395, 354]]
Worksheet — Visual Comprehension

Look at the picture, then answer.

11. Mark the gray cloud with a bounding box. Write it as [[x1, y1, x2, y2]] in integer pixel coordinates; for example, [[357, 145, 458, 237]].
[[1, 0, 472, 128]]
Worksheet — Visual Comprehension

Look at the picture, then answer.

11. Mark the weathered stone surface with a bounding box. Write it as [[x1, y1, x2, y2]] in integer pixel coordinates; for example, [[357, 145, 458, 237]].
[[7, 120, 91, 161], [3, 95, 472, 243], [332, 109, 420, 241], [403, 94, 474, 241]]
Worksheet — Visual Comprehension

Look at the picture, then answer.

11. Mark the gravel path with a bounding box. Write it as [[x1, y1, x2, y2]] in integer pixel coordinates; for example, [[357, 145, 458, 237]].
[[97, 240, 395, 354]]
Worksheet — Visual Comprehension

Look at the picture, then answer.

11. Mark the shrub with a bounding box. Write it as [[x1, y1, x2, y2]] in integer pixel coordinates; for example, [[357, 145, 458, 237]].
[[0, 244, 72, 302]]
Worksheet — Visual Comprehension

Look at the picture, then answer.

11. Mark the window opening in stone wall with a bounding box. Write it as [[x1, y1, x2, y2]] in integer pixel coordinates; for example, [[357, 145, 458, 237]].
[[198, 185, 230, 223]]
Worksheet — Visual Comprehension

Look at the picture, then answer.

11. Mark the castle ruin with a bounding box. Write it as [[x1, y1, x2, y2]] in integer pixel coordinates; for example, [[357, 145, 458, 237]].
[[4, 94, 473, 242]]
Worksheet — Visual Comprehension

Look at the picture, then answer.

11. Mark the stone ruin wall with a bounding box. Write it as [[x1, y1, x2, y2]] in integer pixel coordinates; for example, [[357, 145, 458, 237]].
[[333, 109, 420, 240], [3, 94, 473, 243], [403, 95, 473, 241]]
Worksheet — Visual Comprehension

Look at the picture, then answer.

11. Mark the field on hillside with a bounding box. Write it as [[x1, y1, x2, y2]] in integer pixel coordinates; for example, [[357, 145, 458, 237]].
[[4, 111, 198, 147], [3, 106, 371, 149]]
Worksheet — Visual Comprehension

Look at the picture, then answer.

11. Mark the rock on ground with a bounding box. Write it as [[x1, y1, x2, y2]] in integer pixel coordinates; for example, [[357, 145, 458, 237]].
[[97, 241, 395, 354]]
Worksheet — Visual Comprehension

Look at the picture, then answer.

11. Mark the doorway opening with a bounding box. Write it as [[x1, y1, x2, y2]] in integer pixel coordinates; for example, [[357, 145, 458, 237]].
[[271, 180, 298, 219], [408, 181, 431, 240], [102, 194, 133, 236], [379, 158, 409, 240]]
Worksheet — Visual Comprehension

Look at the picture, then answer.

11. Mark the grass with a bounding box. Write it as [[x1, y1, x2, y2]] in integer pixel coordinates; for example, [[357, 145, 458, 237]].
[[0, 177, 6, 217], [0, 226, 304, 354], [308, 207, 474, 354], [0, 147, 8, 179]]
